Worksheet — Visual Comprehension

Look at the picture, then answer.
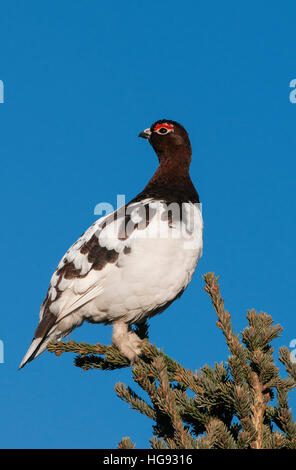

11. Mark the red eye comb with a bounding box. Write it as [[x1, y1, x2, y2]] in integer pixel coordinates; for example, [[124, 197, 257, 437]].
[[154, 123, 174, 131]]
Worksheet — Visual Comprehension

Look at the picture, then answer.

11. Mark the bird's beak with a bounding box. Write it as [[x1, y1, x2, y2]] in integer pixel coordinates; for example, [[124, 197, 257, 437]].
[[138, 128, 151, 139]]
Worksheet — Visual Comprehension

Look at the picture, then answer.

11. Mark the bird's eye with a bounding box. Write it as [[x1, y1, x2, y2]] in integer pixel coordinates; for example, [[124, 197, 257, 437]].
[[158, 127, 168, 134], [153, 123, 174, 135], [155, 127, 169, 135]]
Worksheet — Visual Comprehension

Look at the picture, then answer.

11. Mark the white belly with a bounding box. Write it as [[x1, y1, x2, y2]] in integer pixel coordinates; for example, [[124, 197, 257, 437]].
[[52, 201, 203, 331], [87, 239, 199, 323], [84, 203, 203, 323]]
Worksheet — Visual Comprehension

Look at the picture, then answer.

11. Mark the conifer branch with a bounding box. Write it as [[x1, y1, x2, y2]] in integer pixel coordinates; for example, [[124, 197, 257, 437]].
[[47, 339, 130, 369], [117, 437, 136, 449], [199, 418, 238, 449], [279, 346, 296, 384], [150, 436, 168, 449], [203, 273, 252, 385], [114, 383, 156, 420], [47, 272, 296, 449]]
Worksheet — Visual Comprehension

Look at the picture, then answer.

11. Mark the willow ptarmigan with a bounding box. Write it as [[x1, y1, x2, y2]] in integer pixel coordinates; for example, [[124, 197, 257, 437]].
[[19, 119, 203, 369]]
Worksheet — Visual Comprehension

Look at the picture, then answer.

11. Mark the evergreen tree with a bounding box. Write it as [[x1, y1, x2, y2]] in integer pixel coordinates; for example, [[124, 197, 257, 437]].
[[48, 273, 296, 449]]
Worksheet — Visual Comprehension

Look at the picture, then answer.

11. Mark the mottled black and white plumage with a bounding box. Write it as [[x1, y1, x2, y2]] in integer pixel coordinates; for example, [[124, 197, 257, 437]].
[[19, 119, 203, 369]]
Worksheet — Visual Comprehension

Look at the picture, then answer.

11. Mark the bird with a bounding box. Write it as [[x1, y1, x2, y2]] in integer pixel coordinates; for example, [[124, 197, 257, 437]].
[[19, 119, 203, 369]]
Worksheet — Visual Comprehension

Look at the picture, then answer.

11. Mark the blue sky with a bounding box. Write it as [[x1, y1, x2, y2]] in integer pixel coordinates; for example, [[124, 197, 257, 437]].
[[0, 1, 296, 449]]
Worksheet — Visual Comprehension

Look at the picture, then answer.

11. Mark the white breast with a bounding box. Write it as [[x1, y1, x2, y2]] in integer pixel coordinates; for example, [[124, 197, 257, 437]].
[[45, 200, 203, 334], [82, 201, 203, 324]]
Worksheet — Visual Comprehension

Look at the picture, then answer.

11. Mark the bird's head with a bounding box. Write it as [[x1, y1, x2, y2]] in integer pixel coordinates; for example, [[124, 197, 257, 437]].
[[139, 119, 192, 165]]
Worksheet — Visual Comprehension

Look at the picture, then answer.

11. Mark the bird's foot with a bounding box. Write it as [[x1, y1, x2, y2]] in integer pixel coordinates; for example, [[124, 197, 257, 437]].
[[127, 330, 144, 355], [112, 321, 144, 365]]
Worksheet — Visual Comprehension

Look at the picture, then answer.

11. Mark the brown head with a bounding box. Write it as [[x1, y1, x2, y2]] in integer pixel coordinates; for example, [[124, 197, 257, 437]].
[[139, 119, 192, 168], [137, 119, 199, 203]]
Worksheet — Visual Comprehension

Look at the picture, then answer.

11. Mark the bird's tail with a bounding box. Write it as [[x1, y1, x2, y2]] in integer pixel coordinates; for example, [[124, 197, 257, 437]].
[[18, 337, 46, 369], [19, 308, 58, 369]]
